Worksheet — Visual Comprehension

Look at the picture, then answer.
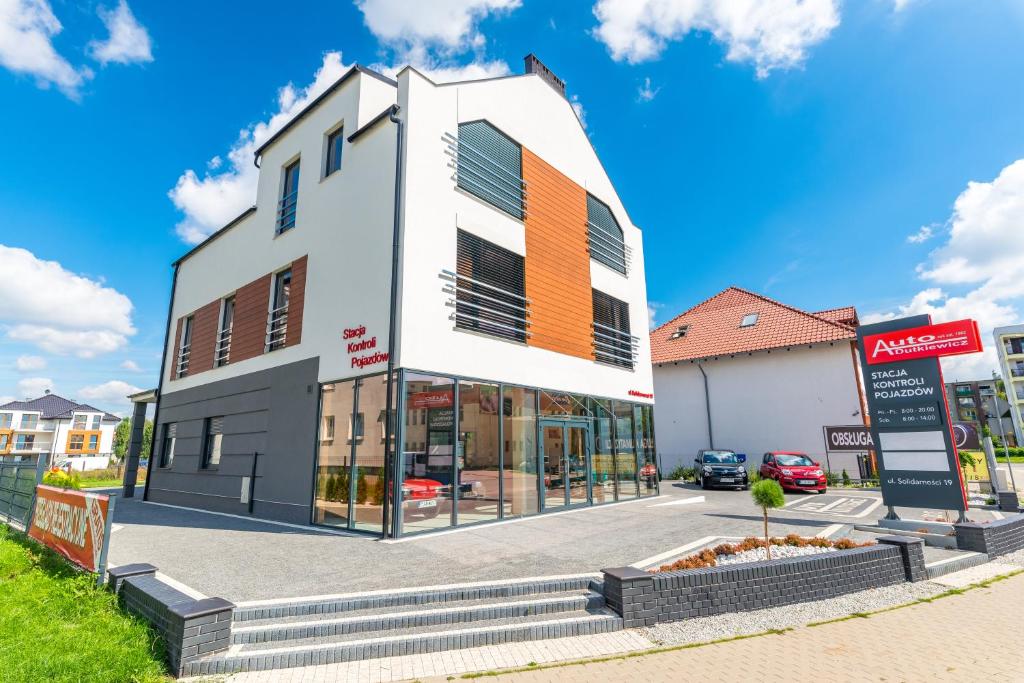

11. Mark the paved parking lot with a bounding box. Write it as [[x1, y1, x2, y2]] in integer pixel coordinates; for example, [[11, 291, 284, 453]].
[[105, 482, 998, 602]]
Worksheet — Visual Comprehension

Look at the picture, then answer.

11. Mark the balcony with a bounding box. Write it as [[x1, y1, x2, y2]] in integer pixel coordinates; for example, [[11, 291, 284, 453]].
[[215, 327, 232, 366], [444, 131, 528, 220], [176, 344, 190, 378], [266, 305, 289, 351], [277, 189, 298, 233], [441, 269, 530, 343], [592, 322, 639, 369]]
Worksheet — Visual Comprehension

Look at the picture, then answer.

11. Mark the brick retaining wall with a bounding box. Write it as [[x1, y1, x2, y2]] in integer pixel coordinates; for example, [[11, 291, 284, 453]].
[[602, 537, 925, 628], [955, 513, 1024, 557]]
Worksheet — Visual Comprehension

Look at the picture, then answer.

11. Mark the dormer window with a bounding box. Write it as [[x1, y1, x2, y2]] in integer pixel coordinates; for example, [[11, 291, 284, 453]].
[[740, 313, 759, 328], [670, 325, 689, 339]]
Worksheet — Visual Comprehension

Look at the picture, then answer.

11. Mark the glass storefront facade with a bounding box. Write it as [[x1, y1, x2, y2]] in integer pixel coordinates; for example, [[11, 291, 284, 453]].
[[312, 368, 658, 537]]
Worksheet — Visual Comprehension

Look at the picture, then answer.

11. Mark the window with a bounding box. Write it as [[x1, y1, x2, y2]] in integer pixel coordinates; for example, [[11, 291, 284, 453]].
[[266, 270, 291, 351], [670, 325, 689, 339], [160, 423, 176, 468], [740, 313, 759, 327], [202, 417, 224, 468], [592, 290, 634, 369], [326, 127, 344, 176], [0, 413, 12, 428], [88, 434, 98, 450], [322, 415, 335, 443], [349, 412, 364, 441], [277, 159, 300, 233], [456, 121, 524, 219], [586, 194, 627, 274], [15, 435, 34, 451], [216, 296, 235, 367], [454, 230, 528, 343], [73, 414, 87, 429], [69, 434, 85, 451], [0, 434, 8, 450], [20, 414, 38, 430], [177, 315, 193, 377], [90, 415, 101, 430]]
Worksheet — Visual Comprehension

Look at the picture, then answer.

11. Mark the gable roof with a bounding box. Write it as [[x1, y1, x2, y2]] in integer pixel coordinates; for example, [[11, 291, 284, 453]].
[[0, 394, 120, 421], [651, 287, 858, 365], [812, 306, 859, 327]]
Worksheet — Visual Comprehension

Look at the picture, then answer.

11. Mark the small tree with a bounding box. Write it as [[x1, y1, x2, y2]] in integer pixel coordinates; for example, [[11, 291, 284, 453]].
[[356, 471, 368, 504], [841, 469, 851, 487], [751, 479, 785, 560]]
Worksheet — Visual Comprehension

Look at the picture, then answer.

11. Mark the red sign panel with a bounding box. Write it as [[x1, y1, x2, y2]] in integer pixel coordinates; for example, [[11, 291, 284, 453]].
[[29, 485, 111, 573], [863, 319, 982, 365], [409, 390, 453, 409]]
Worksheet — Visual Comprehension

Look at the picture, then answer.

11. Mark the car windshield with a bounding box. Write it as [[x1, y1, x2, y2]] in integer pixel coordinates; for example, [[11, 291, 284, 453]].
[[703, 452, 739, 464], [775, 454, 814, 466]]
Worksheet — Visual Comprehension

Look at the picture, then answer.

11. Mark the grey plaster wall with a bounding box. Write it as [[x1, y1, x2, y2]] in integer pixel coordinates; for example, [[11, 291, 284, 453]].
[[147, 358, 320, 524]]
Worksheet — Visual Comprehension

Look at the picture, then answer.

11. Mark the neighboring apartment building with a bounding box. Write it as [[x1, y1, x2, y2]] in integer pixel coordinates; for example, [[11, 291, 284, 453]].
[[146, 56, 656, 538], [995, 324, 1024, 446], [943, 379, 1016, 447], [0, 393, 119, 470], [651, 288, 868, 476]]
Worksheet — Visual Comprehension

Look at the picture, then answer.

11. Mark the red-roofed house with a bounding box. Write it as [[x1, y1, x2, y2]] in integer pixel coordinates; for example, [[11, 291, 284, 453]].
[[651, 287, 869, 475]]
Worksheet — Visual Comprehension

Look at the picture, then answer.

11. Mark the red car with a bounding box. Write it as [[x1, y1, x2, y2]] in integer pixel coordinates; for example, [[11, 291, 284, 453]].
[[401, 478, 443, 519], [759, 452, 827, 493]]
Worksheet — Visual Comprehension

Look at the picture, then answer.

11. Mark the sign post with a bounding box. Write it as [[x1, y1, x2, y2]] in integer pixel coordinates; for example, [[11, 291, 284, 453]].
[[856, 316, 983, 520], [28, 485, 115, 585]]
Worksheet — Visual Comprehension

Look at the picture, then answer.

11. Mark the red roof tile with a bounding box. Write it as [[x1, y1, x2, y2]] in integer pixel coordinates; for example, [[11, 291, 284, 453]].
[[812, 306, 859, 327], [651, 287, 857, 364]]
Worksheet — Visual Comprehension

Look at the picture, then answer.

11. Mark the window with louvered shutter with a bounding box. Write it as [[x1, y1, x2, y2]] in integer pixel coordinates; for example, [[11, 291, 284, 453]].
[[592, 289, 633, 369], [586, 194, 627, 275], [455, 230, 527, 342], [457, 121, 525, 219]]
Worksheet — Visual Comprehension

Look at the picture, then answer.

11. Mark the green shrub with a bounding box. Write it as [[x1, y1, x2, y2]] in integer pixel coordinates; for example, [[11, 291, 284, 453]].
[[841, 469, 852, 487], [825, 470, 839, 486], [666, 465, 697, 481], [42, 469, 81, 490], [356, 471, 368, 505], [369, 475, 385, 506], [748, 469, 762, 484]]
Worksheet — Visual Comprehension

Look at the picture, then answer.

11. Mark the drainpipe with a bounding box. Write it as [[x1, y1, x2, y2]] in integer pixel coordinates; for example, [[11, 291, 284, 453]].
[[143, 262, 179, 501], [697, 362, 714, 450], [381, 105, 404, 539]]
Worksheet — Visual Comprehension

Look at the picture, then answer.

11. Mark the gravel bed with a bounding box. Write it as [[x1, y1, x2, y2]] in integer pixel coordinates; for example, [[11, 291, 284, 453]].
[[638, 581, 944, 647], [991, 548, 1024, 567], [716, 545, 835, 565]]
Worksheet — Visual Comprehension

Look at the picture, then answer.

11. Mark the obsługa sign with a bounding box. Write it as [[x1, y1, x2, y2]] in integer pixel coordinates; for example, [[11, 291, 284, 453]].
[[863, 318, 982, 365], [823, 425, 875, 452], [28, 485, 115, 576]]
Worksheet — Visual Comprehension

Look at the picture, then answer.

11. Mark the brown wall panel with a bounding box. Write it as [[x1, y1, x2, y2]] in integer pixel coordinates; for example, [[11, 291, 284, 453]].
[[169, 318, 183, 382], [286, 255, 307, 348], [232, 274, 272, 363], [188, 300, 221, 374], [522, 148, 594, 360]]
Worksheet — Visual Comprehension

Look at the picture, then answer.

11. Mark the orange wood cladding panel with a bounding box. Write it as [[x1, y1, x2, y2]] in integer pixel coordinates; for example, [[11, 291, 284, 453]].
[[285, 255, 307, 348], [170, 318, 183, 382], [522, 148, 594, 360], [66, 430, 102, 454], [188, 300, 221, 374], [231, 274, 273, 363]]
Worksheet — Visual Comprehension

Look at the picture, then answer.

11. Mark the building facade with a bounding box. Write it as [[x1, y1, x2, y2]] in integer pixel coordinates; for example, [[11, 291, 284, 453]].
[[146, 57, 657, 537], [0, 393, 119, 470], [943, 379, 1016, 447], [651, 288, 868, 476], [994, 324, 1024, 446]]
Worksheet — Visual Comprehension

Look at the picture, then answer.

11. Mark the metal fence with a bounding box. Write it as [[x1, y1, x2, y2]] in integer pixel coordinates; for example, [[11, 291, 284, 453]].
[[0, 458, 46, 528]]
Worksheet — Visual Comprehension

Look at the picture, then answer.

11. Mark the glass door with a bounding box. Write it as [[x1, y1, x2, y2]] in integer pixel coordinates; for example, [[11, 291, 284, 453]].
[[565, 425, 589, 505], [539, 420, 591, 511]]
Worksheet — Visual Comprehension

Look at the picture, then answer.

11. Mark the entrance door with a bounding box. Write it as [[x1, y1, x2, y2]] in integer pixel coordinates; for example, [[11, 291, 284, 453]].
[[539, 420, 591, 511]]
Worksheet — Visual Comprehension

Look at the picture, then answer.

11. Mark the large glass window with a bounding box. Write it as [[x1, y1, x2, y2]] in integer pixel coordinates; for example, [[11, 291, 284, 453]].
[[0, 413, 11, 428], [73, 414, 87, 429], [455, 381, 500, 526], [314, 379, 356, 528], [20, 414, 38, 430], [502, 386, 538, 517], [590, 399, 616, 503], [454, 230, 527, 343], [456, 120, 524, 219], [351, 375, 393, 532], [637, 404, 658, 496], [613, 401, 638, 499], [401, 374, 455, 535]]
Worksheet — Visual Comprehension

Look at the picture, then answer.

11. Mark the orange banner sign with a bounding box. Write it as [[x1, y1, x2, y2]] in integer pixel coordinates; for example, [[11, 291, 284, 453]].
[[28, 485, 112, 573]]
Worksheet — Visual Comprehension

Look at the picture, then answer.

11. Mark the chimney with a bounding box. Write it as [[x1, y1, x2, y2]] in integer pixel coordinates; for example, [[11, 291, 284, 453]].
[[524, 54, 565, 98]]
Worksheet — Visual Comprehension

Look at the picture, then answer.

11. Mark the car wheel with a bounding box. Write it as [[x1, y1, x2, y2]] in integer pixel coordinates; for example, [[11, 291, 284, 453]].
[[700, 477, 710, 490], [818, 488, 827, 495], [422, 507, 439, 519], [742, 484, 749, 490]]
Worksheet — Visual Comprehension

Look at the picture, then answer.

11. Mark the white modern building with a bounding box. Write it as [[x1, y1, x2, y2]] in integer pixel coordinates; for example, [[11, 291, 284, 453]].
[[651, 287, 868, 476], [994, 324, 1024, 446], [0, 393, 119, 470], [146, 56, 657, 537]]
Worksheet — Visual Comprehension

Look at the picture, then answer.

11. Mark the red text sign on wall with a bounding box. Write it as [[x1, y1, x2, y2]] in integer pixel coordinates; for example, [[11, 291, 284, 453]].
[[410, 390, 453, 409], [628, 390, 654, 399], [29, 485, 111, 573], [863, 319, 982, 365], [344, 325, 389, 369]]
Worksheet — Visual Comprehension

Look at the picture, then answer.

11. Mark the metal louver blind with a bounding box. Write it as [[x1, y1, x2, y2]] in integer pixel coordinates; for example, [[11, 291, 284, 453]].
[[592, 289, 633, 369], [586, 194, 627, 275], [456, 230, 527, 342], [209, 417, 224, 435], [166, 423, 177, 438], [457, 121, 524, 219]]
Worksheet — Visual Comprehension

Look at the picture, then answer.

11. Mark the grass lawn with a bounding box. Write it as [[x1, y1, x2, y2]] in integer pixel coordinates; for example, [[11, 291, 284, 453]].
[[0, 524, 169, 682], [80, 478, 143, 489]]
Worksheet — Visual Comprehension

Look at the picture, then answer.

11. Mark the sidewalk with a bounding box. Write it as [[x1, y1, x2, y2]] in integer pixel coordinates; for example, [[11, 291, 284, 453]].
[[436, 571, 1024, 682]]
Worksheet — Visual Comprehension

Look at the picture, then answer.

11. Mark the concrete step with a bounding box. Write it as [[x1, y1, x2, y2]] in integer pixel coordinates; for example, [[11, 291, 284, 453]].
[[183, 610, 623, 677], [232, 591, 605, 645], [925, 551, 990, 579]]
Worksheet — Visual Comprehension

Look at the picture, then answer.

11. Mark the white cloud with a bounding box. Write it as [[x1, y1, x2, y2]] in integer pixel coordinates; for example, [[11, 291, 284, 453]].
[[0, 245, 135, 356], [866, 158, 1024, 379], [120, 359, 141, 371], [0, 0, 93, 98], [356, 0, 521, 54], [16, 376, 53, 399], [906, 223, 936, 244], [637, 76, 660, 102], [592, 0, 840, 77], [648, 302, 664, 329], [15, 355, 45, 371], [891, 0, 917, 11], [570, 94, 587, 129], [78, 379, 143, 410], [87, 0, 153, 66]]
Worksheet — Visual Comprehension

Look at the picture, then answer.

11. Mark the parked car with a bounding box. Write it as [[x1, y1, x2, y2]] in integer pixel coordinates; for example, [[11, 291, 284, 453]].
[[694, 450, 749, 490], [401, 478, 444, 519], [640, 462, 658, 490], [759, 452, 827, 494]]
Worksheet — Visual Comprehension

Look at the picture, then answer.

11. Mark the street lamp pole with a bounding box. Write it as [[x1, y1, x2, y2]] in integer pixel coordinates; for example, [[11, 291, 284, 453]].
[[992, 371, 1018, 492]]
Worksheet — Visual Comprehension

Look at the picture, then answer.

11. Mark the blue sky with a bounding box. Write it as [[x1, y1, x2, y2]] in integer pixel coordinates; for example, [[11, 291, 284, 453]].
[[1, 0, 1023, 413]]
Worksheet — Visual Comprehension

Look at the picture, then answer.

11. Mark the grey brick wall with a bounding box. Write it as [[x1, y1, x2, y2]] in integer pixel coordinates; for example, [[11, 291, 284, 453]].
[[113, 570, 234, 676], [877, 536, 927, 582], [602, 544, 909, 628], [955, 513, 1024, 557]]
